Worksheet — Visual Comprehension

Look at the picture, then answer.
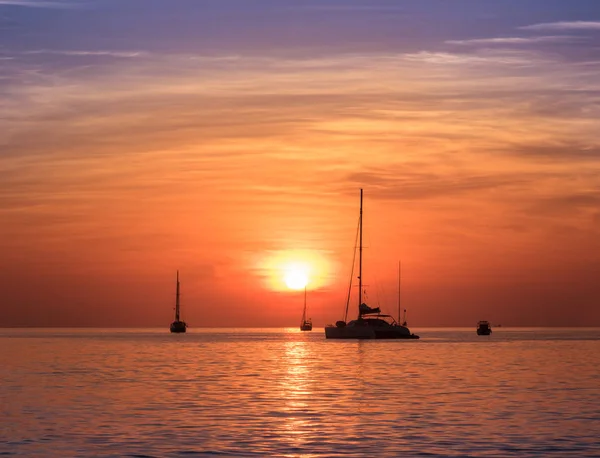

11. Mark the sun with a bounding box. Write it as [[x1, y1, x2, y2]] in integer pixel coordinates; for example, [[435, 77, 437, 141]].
[[283, 263, 309, 290], [258, 248, 334, 292]]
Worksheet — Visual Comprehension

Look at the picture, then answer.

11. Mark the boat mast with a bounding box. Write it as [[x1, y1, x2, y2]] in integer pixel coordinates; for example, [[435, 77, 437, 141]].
[[358, 188, 363, 319], [398, 260, 401, 324], [175, 270, 180, 321], [302, 286, 307, 323]]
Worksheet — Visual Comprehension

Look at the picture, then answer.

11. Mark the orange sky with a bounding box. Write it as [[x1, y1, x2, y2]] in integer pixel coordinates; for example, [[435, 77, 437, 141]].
[[1, 1, 600, 327]]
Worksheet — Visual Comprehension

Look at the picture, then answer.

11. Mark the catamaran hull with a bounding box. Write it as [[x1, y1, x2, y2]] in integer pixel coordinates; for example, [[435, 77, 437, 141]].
[[325, 325, 419, 339], [325, 326, 374, 339]]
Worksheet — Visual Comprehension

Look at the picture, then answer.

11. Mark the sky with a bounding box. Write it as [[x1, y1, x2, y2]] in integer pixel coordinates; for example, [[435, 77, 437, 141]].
[[1, 0, 600, 327]]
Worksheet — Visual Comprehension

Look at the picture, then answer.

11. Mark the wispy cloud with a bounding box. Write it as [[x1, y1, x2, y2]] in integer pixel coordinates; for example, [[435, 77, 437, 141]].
[[344, 168, 530, 201], [23, 49, 148, 58], [2, 48, 599, 202], [446, 36, 580, 45], [402, 50, 545, 65], [0, 0, 78, 8], [502, 144, 600, 163], [520, 21, 600, 31], [2, 49, 597, 153]]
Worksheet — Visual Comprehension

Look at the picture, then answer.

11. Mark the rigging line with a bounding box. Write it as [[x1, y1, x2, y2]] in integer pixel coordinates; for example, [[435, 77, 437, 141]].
[[344, 214, 360, 323], [364, 219, 384, 310]]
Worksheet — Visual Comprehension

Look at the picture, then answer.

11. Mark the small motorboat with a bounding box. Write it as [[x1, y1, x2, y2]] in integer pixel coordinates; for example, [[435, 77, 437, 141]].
[[476, 320, 492, 336]]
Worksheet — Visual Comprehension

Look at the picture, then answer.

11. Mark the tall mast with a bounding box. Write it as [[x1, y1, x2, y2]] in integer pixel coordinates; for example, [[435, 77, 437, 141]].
[[398, 260, 401, 324], [302, 286, 307, 322], [175, 270, 180, 321], [358, 188, 363, 318]]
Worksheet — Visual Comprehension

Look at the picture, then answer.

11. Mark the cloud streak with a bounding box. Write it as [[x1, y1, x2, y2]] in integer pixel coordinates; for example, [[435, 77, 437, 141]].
[[2, 47, 599, 164], [23, 49, 149, 58], [520, 21, 600, 31], [402, 50, 547, 65], [344, 168, 531, 201], [446, 36, 580, 45], [0, 0, 79, 8]]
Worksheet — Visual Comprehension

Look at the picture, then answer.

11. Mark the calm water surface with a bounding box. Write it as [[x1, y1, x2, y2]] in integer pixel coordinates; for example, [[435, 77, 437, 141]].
[[1, 328, 599, 457]]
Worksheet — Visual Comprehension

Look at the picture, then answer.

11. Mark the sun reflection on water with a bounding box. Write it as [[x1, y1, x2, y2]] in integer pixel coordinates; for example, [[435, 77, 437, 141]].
[[278, 339, 312, 449]]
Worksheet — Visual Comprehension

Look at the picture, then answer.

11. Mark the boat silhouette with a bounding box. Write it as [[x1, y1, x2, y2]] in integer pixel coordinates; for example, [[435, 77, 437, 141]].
[[170, 270, 187, 333], [325, 189, 419, 340], [300, 286, 312, 331], [476, 321, 492, 336]]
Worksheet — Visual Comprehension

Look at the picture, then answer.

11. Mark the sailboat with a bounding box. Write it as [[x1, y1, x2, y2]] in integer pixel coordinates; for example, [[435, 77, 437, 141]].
[[169, 270, 187, 333], [324, 189, 419, 339], [300, 286, 312, 331]]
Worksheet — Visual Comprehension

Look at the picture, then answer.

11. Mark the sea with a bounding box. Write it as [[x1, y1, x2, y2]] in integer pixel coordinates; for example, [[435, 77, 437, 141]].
[[1, 328, 599, 457]]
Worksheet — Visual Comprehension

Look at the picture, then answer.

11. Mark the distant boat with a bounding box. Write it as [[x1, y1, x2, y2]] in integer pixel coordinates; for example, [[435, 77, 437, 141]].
[[170, 271, 187, 333], [477, 320, 492, 336], [325, 189, 419, 340], [300, 286, 312, 331]]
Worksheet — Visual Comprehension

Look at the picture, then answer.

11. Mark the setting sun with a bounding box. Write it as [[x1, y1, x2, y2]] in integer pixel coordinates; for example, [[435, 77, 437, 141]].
[[283, 263, 310, 290], [257, 249, 334, 292]]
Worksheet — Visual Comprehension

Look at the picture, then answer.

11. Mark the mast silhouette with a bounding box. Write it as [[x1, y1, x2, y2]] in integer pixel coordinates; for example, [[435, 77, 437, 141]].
[[302, 286, 307, 322], [398, 261, 401, 325], [358, 188, 363, 319], [175, 270, 180, 321], [170, 270, 187, 333]]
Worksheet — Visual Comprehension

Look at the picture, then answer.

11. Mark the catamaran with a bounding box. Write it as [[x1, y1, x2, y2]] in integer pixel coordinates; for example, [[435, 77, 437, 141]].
[[170, 270, 187, 333], [300, 286, 312, 331], [324, 189, 419, 339]]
